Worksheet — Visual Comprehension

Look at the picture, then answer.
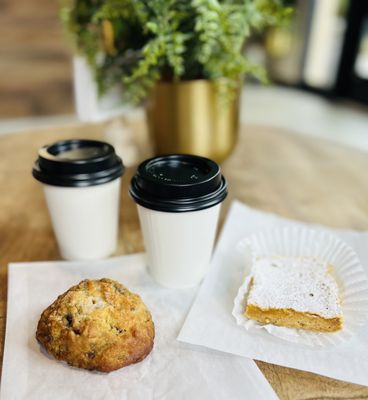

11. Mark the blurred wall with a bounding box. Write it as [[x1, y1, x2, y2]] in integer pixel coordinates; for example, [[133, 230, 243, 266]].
[[0, 0, 73, 118]]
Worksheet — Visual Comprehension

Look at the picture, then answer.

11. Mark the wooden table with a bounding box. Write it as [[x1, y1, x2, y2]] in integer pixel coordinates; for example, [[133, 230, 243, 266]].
[[1, 120, 368, 399]]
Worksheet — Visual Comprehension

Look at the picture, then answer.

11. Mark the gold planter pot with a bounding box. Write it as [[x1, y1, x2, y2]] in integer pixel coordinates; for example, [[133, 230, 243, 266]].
[[146, 80, 240, 164]]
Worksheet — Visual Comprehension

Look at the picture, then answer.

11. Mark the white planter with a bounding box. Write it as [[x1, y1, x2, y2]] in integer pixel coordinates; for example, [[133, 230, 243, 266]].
[[73, 56, 133, 122]]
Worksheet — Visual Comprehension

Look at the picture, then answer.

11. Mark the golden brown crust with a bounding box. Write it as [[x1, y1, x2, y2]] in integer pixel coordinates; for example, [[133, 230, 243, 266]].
[[245, 304, 343, 332], [36, 278, 154, 372]]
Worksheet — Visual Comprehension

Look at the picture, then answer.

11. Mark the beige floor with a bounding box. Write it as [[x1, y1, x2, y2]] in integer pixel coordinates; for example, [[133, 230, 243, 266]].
[[0, 84, 367, 152], [241, 85, 368, 152]]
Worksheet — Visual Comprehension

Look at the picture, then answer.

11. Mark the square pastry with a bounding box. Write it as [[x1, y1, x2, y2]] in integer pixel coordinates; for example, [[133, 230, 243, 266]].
[[245, 257, 343, 332]]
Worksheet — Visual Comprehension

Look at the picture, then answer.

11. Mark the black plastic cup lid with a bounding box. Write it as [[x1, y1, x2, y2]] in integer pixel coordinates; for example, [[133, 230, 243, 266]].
[[32, 139, 124, 187], [129, 154, 228, 212]]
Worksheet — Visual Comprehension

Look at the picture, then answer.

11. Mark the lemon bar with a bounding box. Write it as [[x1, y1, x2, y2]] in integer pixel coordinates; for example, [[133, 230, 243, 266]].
[[245, 257, 343, 332]]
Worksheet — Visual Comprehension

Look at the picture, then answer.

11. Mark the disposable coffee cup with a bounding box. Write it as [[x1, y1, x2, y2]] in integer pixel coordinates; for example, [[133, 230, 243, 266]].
[[32, 139, 124, 260], [129, 154, 227, 289]]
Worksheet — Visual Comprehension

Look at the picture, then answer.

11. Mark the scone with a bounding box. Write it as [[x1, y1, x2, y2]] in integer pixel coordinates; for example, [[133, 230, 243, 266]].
[[36, 278, 154, 372], [245, 257, 343, 332]]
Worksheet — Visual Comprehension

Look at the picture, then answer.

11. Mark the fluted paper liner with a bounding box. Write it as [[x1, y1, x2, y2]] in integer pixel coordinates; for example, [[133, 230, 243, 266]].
[[232, 227, 368, 347]]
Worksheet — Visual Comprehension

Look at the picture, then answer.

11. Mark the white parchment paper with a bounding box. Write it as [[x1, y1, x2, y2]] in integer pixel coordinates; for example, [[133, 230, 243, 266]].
[[0, 253, 277, 400], [178, 201, 368, 386]]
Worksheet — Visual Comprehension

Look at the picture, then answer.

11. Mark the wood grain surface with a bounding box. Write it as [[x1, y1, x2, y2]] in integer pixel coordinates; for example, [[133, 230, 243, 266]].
[[0, 121, 368, 399], [0, 0, 73, 117]]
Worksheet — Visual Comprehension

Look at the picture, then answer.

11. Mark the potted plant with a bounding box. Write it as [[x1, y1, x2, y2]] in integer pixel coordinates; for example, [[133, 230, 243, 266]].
[[61, 0, 291, 162]]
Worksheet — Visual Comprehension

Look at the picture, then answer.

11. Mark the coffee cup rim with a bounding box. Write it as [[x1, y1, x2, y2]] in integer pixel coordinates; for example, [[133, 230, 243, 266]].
[[129, 154, 228, 213], [32, 139, 124, 187]]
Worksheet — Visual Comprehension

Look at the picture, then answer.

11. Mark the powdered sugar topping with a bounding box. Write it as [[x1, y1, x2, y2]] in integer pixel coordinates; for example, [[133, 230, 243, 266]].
[[247, 257, 342, 319]]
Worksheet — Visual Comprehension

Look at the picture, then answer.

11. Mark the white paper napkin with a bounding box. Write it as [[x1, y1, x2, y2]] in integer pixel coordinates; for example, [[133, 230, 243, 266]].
[[178, 201, 368, 386], [0, 253, 277, 400]]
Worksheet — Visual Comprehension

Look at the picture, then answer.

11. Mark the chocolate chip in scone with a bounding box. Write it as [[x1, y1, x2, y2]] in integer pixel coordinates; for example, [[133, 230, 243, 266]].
[[46, 334, 53, 343], [113, 326, 125, 334], [65, 313, 73, 327]]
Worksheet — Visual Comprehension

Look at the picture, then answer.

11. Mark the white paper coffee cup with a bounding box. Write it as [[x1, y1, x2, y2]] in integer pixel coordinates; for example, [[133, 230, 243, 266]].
[[130, 154, 227, 289], [33, 139, 124, 260]]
